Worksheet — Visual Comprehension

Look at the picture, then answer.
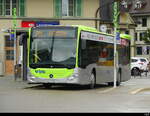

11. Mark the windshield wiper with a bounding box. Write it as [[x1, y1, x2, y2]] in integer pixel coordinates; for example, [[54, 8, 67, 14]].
[[29, 64, 40, 69], [33, 54, 41, 61], [29, 63, 74, 69], [57, 64, 74, 69]]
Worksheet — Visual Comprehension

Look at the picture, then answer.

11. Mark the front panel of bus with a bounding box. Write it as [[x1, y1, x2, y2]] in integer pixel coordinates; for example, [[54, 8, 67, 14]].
[[27, 26, 80, 84]]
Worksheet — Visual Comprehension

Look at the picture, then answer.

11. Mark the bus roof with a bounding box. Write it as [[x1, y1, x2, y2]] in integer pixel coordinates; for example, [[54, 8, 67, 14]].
[[72, 25, 114, 37], [72, 25, 132, 40]]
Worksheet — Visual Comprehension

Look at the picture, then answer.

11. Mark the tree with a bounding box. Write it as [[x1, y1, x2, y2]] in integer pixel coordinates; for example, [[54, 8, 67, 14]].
[[143, 28, 150, 43]]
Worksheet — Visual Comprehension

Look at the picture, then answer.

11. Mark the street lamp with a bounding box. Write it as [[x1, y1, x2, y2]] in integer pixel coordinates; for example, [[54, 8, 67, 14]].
[[12, 8, 17, 79], [113, 0, 121, 88], [95, 0, 121, 88]]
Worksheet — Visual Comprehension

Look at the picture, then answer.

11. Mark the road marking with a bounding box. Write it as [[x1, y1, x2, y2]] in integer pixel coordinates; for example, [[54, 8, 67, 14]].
[[130, 87, 150, 95], [130, 88, 144, 95], [98, 87, 116, 93]]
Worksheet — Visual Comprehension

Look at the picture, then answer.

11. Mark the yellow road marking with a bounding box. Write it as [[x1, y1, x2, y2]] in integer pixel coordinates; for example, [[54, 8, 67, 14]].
[[130, 88, 144, 95], [130, 87, 150, 95]]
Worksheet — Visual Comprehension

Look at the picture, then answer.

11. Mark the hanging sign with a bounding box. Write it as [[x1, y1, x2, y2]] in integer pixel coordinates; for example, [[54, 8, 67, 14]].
[[21, 21, 36, 28]]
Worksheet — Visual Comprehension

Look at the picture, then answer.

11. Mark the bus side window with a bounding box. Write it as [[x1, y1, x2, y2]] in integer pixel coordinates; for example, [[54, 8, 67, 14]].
[[82, 39, 86, 50], [78, 39, 88, 68]]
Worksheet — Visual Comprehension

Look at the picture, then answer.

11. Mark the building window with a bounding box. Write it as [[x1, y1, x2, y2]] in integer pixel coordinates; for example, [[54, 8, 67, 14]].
[[147, 46, 150, 55], [139, 32, 145, 41], [5, 36, 14, 47], [136, 46, 142, 55], [62, 0, 75, 16], [54, 0, 82, 17], [121, 0, 128, 9], [6, 50, 14, 60], [134, 0, 142, 9], [135, 33, 137, 41], [0, 0, 25, 16], [142, 18, 147, 27], [125, 30, 129, 34], [5, 35, 14, 60]]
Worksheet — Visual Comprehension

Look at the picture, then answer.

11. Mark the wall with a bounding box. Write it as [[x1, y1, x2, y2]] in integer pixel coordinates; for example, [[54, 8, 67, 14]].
[[26, 0, 54, 17]]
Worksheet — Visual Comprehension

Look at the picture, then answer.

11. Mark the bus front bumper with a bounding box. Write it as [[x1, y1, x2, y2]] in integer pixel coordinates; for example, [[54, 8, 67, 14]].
[[27, 75, 79, 85]]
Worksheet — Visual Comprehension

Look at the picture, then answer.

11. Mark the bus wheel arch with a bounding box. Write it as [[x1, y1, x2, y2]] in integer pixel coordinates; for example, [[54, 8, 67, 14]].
[[108, 69, 122, 86]]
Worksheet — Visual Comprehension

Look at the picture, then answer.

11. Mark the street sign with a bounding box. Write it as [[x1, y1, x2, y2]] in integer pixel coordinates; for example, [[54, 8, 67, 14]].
[[21, 21, 36, 28], [116, 32, 120, 40], [36, 21, 59, 26]]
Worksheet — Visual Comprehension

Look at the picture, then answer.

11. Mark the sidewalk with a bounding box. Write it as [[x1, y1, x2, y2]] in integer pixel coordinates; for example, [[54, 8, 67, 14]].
[[0, 75, 32, 91]]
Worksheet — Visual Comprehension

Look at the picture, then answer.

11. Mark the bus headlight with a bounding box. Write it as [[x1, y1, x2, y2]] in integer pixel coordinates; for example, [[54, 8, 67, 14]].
[[27, 68, 34, 78], [73, 68, 79, 77], [67, 68, 79, 81]]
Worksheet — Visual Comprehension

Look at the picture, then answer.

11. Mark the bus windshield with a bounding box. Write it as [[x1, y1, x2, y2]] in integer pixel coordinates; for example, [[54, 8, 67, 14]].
[[29, 27, 77, 69]]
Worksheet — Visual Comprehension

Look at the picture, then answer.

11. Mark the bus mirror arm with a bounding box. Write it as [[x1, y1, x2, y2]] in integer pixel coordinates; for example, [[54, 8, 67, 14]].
[[20, 33, 29, 41]]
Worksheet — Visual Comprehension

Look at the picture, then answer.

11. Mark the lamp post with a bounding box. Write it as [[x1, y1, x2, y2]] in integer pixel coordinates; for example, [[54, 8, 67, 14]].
[[113, 0, 120, 88], [12, 8, 17, 76]]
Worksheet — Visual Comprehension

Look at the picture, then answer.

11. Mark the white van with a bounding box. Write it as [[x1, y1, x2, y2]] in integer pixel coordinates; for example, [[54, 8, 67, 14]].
[[131, 57, 149, 76]]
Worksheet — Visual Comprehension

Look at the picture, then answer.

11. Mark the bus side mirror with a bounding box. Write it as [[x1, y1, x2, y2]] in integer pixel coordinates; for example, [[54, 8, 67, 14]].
[[19, 33, 29, 45]]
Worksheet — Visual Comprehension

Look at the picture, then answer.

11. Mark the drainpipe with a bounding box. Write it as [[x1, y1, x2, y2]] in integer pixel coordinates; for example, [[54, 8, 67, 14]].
[[95, 7, 100, 29]]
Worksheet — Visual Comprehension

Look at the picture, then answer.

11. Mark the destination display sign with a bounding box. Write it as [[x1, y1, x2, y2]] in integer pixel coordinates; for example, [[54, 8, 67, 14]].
[[81, 31, 128, 46]]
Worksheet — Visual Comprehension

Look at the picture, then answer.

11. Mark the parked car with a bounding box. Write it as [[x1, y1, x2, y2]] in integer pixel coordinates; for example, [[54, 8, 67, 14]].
[[131, 57, 149, 76]]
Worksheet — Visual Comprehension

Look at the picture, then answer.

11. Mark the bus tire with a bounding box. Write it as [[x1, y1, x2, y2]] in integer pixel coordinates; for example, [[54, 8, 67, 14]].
[[108, 72, 121, 86], [89, 72, 96, 89]]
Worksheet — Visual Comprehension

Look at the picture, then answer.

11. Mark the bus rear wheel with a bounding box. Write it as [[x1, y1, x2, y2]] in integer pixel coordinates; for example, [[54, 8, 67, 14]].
[[116, 72, 121, 86], [89, 73, 96, 89], [107, 72, 121, 86]]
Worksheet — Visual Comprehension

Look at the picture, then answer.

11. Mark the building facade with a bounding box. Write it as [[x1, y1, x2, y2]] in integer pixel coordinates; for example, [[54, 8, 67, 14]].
[[129, 0, 150, 59], [0, 0, 135, 77]]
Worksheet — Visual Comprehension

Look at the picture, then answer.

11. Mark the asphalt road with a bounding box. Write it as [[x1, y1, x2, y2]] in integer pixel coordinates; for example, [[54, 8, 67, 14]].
[[0, 74, 150, 113]]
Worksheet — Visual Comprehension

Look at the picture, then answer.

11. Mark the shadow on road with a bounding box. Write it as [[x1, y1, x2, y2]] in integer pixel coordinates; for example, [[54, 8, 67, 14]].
[[23, 84, 110, 91]]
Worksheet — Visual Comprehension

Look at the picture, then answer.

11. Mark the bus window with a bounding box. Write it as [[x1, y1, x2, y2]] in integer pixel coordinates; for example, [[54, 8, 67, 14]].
[[99, 48, 108, 62]]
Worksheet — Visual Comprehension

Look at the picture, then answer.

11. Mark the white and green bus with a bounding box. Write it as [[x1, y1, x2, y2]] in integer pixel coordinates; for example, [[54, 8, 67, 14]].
[[27, 25, 131, 88]]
